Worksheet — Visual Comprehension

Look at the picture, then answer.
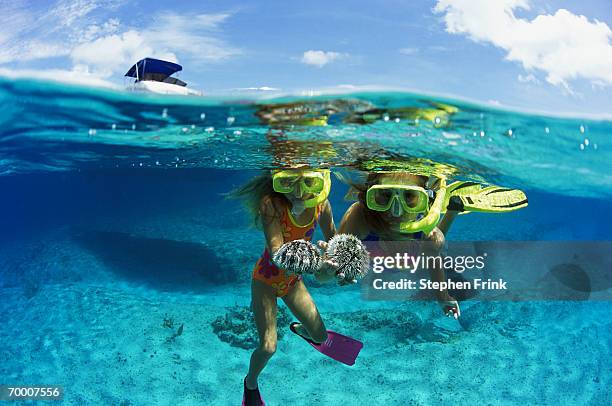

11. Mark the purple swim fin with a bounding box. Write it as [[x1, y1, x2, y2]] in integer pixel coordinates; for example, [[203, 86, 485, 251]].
[[290, 322, 363, 366]]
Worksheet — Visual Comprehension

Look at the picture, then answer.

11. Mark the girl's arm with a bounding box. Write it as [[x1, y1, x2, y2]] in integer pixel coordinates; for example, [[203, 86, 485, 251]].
[[318, 200, 336, 241], [314, 200, 335, 283], [338, 202, 370, 238], [424, 228, 461, 318], [315, 202, 369, 283], [437, 210, 459, 236], [260, 196, 285, 254]]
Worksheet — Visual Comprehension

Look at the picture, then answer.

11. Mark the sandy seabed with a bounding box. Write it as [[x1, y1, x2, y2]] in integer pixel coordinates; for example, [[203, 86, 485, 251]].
[[0, 218, 609, 406], [2, 277, 609, 405]]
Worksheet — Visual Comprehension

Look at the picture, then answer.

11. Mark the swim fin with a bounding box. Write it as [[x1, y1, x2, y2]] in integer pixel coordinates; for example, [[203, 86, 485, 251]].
[[444, 181, 528, 213], [242, 378, 265, 406], [289, 322, 363, 366]]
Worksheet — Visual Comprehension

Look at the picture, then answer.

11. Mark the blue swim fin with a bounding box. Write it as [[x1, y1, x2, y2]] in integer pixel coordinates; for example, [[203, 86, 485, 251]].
[[290, 322, 363, 366]]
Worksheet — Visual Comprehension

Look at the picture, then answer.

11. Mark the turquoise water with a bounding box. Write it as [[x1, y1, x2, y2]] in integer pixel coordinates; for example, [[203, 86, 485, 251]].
[[0, 77, 610, 405]]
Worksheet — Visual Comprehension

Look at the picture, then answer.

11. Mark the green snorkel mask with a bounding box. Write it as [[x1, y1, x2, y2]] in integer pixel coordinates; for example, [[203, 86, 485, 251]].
[[272, 169, 331, 208], [365, 176, 447, 235]]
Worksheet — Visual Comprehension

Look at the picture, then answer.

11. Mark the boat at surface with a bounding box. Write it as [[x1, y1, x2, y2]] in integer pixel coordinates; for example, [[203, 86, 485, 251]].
[[124, 57, 202, 96]]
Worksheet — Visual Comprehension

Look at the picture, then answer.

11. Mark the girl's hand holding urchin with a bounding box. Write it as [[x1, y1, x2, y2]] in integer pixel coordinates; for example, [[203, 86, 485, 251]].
[[272, 239, 322, 275], [318, 235, 370, 285], [316, 240, 346, 282]]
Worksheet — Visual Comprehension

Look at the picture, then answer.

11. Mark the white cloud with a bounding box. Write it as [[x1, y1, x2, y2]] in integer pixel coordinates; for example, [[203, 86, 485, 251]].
[[81, 18, 121, 42], [0, 1, 241, 82], [0, 0, 120, 64], [70, 31, 181, 78], [69, 12, 239, 77], [145, 13, 239, 62], [517, 73, 539, 84], [429, 45, 449, 52], [399, 47, 419, 55], [301, 50, 344, 67], [434, 0, 612, 89], [0, 67, 118, 88]]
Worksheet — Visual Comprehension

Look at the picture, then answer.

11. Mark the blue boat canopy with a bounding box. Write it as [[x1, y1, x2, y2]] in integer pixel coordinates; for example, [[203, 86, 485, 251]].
[[125, 58, 182, 79]]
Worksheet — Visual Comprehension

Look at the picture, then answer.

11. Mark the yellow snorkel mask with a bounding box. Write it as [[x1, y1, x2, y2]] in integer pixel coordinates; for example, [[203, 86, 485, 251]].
[[365, 175, 447, 235], [272, 169, 331, 208]]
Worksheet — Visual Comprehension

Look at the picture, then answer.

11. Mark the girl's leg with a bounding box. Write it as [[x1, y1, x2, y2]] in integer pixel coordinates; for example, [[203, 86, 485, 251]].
[[282, 280, 327, 343], [246, 279, 278, 390]]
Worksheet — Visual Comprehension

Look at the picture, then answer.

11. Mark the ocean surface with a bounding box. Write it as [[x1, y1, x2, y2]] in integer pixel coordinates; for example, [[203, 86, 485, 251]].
[[0, 77, 610, 405]]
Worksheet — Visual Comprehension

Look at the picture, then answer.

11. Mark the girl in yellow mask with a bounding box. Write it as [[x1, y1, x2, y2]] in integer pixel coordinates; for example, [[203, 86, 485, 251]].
[[337, 171, 461, 318], [229, 168, 338, 406]]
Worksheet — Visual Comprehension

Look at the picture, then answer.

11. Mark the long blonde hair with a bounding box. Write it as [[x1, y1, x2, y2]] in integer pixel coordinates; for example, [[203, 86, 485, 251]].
[[226, 172, 288, 228]]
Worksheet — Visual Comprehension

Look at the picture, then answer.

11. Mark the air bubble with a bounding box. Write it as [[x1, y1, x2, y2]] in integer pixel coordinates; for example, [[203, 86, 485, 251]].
[[579, 144, 585, 150], [88, 128, 96, 136], [480, 131, 485, 137], [545, 127, 550, 134], [227, 116, 235, 125], [394, 118, 400, 123], [205, 127, 214, 132], [507, 129, 513, 136], [579, 125, 585, 133], [162, 108, 168, 119], [132, 124, 136, 131], [233, 130, 242, 135], [111, 124, 117, 130], [584, 138, 589, 146], [200, 113, 206, 120]]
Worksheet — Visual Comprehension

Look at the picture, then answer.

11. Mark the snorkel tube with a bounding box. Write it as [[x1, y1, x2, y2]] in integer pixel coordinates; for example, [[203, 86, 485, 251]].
[[398, 178, 447, 235]]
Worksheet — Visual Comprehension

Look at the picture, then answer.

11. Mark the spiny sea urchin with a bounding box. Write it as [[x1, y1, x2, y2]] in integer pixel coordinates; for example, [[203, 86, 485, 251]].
[[324, 234, 370, 282], [273, 239, 322, 275]]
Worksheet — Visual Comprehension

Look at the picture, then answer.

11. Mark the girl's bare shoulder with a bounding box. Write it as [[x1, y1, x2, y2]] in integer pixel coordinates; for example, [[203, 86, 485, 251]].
[[341, 202, 370, 236], [346, 201, 367, 219]]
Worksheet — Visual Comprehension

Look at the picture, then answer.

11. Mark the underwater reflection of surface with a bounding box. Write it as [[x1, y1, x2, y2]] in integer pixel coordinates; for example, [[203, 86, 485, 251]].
[[75, 230, 233, 292]]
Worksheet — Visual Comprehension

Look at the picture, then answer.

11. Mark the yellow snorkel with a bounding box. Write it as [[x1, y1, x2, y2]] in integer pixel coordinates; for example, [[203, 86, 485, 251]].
[[272, 169, 331, 207], [398, 178, 447, 234]]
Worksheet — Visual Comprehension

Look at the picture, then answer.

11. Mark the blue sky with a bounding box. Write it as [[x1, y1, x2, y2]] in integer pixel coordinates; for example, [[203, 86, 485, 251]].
[[0, 0, 611, 115]]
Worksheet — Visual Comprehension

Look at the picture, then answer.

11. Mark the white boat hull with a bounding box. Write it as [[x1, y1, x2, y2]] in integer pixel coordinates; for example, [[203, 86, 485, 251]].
[[128, 80, 202, 96]]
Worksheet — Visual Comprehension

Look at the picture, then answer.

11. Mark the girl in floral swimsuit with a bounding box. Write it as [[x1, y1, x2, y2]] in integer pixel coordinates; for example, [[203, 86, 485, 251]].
[[251, 201, 325, 296], [230, 168, 337, 406]]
